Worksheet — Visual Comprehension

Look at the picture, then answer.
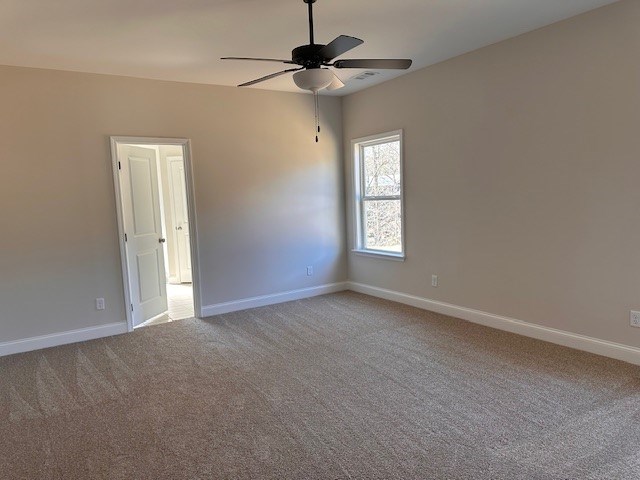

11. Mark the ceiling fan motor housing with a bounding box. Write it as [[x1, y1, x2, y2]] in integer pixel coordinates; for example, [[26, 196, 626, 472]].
[[292, 44, 326, 68]]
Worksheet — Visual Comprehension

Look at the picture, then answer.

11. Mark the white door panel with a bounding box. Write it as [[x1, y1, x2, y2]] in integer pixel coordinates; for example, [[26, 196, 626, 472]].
[[119, 145, 168, 326], [129, 157, 157, 235], [169, 157, 192, 283], [137, 250, 162, 302]]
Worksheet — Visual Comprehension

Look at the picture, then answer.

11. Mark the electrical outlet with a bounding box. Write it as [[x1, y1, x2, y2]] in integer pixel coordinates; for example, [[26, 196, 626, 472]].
[[306, 266, 314, 276], [631, 311, 640, 328], [96, 298, 105, 311], [431, 275, 439, 288]]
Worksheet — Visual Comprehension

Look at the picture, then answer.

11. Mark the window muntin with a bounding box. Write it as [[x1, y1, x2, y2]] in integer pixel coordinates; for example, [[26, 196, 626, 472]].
[[353, 131, 404, 257]]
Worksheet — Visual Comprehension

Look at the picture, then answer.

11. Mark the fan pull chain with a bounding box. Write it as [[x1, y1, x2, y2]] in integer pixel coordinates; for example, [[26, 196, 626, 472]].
[[314, 91, 320, 143]]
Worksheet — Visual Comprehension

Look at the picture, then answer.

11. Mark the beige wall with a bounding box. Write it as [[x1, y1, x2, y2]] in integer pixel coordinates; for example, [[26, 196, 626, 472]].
[[343, 0, 640, 347], [0, 66, 345, 342], [2, 0, 637, 350]]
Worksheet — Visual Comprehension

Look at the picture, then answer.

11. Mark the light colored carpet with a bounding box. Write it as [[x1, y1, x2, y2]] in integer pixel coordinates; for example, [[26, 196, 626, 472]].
[[1, 292, 640, 479]]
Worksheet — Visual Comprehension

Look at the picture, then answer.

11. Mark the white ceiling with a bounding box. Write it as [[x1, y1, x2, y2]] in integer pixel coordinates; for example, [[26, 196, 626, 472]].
[[0, 0, 619, 96]]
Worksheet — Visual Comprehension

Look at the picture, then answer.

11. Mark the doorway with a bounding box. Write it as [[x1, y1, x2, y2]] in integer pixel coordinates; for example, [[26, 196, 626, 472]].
[[110, 137, 200, 331]]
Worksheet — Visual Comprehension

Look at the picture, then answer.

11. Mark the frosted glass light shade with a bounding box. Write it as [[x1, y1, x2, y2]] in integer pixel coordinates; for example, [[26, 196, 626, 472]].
[[326, 75, 345, 91], [293, 68, 334, 92]]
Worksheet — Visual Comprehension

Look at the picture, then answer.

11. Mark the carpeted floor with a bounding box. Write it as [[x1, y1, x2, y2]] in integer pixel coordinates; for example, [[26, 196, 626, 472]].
[[2, 292, 640, 479]]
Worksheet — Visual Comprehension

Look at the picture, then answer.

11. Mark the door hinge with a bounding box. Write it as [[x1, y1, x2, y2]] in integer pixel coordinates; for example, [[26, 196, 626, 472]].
[[118, 161, 122, 170], [131, 304, 134, 312], [124, 233, 128, 242]]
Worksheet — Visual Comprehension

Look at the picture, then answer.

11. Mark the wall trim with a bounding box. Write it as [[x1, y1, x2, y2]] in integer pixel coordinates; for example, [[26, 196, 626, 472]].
[[6, 282, 636, 366], [348, 282, 640, 366], [202, 282, 349, 317], [0, 322, 128, 357], [110, 136, 203, 331]]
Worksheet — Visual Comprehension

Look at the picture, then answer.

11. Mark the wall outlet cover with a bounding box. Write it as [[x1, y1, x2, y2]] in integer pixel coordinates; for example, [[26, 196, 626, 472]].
[[631, 311, 640, 328], [96, 298, 105, 311]]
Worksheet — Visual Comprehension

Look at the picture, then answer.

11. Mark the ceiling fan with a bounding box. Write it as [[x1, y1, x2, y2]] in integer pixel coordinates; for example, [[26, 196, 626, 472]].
[[221, 0, 412, 142]]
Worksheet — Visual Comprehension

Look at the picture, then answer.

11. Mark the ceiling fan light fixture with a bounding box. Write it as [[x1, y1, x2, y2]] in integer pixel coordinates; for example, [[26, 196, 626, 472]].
[[293, 68, 334, 92]]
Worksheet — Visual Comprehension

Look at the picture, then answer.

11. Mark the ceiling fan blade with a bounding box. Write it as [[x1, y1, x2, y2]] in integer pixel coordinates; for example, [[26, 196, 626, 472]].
[[222, 57, 295, 64], [238, 68, 303, 87], [332, 59, 413, 70], [326, 74, 345, 91], [318, 35, 364, 61]]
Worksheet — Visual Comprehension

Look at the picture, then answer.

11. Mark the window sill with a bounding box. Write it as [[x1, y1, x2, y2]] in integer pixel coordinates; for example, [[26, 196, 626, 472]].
[[351, 249, 406, 262]]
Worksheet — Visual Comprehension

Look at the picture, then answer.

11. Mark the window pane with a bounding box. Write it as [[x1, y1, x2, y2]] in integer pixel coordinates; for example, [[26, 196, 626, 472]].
[[363, 199, 402, 252], [363, 140, 401, 197]]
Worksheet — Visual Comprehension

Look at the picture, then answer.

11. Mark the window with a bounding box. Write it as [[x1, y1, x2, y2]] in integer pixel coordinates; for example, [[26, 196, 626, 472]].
[[352, 130, 404, 258]]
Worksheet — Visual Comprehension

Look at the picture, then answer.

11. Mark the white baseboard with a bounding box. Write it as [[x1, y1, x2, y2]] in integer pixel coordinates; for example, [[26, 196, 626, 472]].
[[202, 282, 349, 317], [348, 282, 640, 366], [6, 282, 637, 366], [0, 322, 128, 357]]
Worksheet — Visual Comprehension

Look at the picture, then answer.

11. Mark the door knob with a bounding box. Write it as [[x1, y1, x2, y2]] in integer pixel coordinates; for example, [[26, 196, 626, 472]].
[[159, 238, 166, 243]]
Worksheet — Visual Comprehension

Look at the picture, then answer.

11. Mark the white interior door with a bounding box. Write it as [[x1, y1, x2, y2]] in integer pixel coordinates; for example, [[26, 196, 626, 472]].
[[119, 145, 168, 326], [169, 157, 192, 283]]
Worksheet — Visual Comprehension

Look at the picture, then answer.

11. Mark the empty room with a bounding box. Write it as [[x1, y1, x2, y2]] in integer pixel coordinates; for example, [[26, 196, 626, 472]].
[[1, 0, 639, 478]]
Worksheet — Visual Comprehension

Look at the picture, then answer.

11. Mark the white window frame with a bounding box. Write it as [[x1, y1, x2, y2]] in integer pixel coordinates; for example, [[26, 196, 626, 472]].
[[352, 130, 405, 260]]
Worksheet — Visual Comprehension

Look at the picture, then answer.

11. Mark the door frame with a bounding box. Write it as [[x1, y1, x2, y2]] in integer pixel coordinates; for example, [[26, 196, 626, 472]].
[[110, 136, 202, 332]]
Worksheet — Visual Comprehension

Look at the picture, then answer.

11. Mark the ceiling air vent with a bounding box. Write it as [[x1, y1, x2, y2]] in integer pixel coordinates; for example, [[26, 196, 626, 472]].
[[350, 71, 380, 81]]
